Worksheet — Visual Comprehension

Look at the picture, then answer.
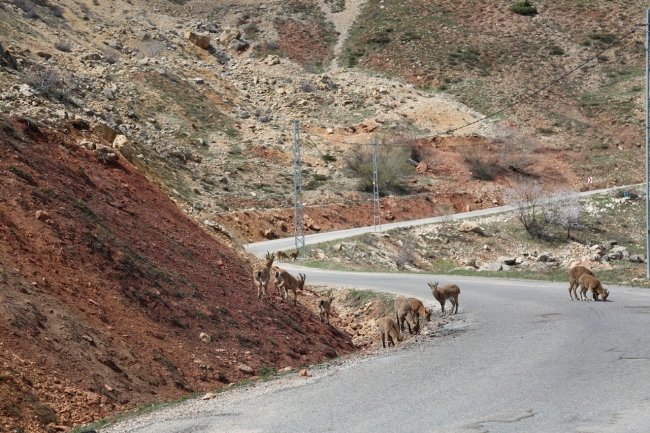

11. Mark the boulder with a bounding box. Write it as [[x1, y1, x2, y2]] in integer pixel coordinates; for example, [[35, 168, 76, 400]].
[[237, 363, 253, 374], [219, 28, 241, 46], [185, 31, 211, 49], [602, 240, 618, 250], [536, 252, 551, 262], [0, 43, 17, 69], [112, 134, 129, 149], [498, 256, 517, 265], [501, 264, 512, 271], [479, 263, 502, 272], [629, 254, 645, 263], [35, 210, 50, 222], [457, 220, 487, 237], [94, 123, 119, 144], [227, 39, 249, 52]]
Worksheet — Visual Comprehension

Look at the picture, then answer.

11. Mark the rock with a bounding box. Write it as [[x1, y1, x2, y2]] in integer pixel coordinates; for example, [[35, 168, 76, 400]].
[[498, 256, 516, 265], [515, 256, 525, 265], [299, 369, 308, 377], [201, 392, 216, 400], [112, 134, 129, 149], [536, 252, 551, 262], [629, 254, 645, 263], [185, 31, 211, 49], [94, 123, 119, 144], [71, 117, 89, 130], [199, 332, 211, 343], [206, 24, 219, 33], [36, 51, 52, 60], [602, 240, 618, 250], [0, 43, 17, 69], [264, 55, 280, 66], [95, 147, 120, 165], [35, 210, 50, 222], [462, 258, 477, 268], [457, 221, 487, 237], [415, 160, 428, 174], [263, 229, 277, 240], [193, 77, 204, 85], [104, 384, 113, 392], [85, 392, 102, 405], [326, 127, 334, 134], [82, 53, 102, 61], [227, 39, 249, 52], [219, 28, 241, 45], [590, 245, 604, 255], [119, 144, 135, 159], [237, 363, 253, 374], [479, 263, 502, 272], [104, 88, 116, 100]]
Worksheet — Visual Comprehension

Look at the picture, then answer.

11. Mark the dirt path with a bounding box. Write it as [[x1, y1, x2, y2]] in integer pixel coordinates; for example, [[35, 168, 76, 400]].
[[316, 0, 367, 70]]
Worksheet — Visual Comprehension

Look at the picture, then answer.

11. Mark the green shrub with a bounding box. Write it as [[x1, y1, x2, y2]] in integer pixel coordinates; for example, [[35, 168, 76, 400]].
[[346, 144, 412, 195], [509, 1, 537, 16]]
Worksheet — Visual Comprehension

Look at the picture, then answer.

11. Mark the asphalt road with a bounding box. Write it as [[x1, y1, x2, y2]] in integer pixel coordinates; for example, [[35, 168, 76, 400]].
[[244, 185, 636, 258], [104, 270, 650, 433]]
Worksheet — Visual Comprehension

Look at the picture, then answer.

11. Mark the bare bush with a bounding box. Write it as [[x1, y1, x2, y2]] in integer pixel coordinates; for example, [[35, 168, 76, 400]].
[[346, 142, 413, 195], [299, 80, 316, 93], [504, 181, 546, 238], [457, 143, 499, 181], [543, 188, 581, 238], [54, 39, 71, 52], [24, 65, 66, 99], [493, 124, 538, 175]]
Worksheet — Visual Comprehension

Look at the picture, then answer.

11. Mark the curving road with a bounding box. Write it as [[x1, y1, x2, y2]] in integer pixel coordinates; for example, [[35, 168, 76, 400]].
[[104, 185, 650, 432], [104, 270, 650, 433]]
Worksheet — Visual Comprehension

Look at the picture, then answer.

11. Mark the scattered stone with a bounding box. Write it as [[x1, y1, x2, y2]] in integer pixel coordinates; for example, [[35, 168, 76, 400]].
[[0, 42, 17, 69], [185, 31, 211, 49], [458, 221, 487, 237], [201, 392, 216, 400], [112, 134, 129, 149], [71, 116, 89, 130], [479, 263, 501, 272], [82, 53, 102, 61], [199, 332, 211, 343], [219, 28, 241, 46], [264, 55, 280, 66], [299, 369, 308, 377], [36, 51, 52, 60], [237, 363, 253, 374], [629, 254, 645, 263], [602, 240, 618, 250], [95, 147, 120, 165], [536, 252, 551, 262], [94, 123, 119, 144], [35, 210, 50, 222], [227, 39, 249, 52], [498, 256, 516, 265]]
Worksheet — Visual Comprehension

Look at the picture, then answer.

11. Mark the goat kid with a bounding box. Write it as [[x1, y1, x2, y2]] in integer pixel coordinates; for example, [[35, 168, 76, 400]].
[[428, 281, 460, 315]]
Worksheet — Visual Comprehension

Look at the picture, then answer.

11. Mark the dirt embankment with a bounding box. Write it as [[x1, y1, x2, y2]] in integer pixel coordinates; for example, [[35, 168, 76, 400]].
[[0, 116, 354, 432]]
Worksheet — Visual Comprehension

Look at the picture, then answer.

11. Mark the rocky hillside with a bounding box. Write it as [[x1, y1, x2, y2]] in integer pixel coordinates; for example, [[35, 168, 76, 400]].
[[0, 0, 648, 430]]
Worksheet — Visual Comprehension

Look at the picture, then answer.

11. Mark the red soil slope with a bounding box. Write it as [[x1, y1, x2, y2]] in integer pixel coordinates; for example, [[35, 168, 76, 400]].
[[0, 115, 353, 432]]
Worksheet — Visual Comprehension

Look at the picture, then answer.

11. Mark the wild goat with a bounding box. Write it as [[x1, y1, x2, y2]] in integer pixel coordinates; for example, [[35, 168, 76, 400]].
[[317, 295, 334, 324], [407, 297, 432, 325], [579, 274, 609, 301], [377, 316, 401, 348], [394, 295, 418, 335], [274, 270, 306, 306], [253, 252, 275, 299], [289, 249, 300, 262], [428, 281, 460, 315], [275, 250, 290, 263], [568, 266, 594, 300]]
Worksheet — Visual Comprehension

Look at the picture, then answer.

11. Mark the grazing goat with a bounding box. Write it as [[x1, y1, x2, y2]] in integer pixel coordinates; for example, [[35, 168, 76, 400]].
[[289, 249, 300, 262], [407, 297, 432, 325], [579, 274, 609, 301], [428, 281, 460, 315], [253, 252, 275, 299], [274, 270, 306, 306], [394, 295, 418, 335], [317, 295, 334, 324], [568, 266, 594, 300], [275, 250, 290, 263], [377, 316, 401, 348]]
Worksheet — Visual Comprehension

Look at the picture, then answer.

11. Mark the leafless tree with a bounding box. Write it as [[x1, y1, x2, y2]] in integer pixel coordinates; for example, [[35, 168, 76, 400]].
[[503, 181, 545, 238], [543, 188, 582, 238]]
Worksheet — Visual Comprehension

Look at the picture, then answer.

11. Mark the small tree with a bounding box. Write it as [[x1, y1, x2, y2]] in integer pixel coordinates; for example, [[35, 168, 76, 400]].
[[509, 0, 538, 16], [346, 141, 412, 195], [504, 181, 546, 238], [543, 188, 582, 238]]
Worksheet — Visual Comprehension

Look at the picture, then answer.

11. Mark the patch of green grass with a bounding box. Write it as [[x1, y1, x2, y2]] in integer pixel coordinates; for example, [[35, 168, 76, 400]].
[[509, 1, 538, 16]]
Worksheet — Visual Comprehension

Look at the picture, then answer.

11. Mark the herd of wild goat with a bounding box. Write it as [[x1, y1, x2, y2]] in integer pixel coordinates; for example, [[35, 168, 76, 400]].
[[254, 252, 609, 349]]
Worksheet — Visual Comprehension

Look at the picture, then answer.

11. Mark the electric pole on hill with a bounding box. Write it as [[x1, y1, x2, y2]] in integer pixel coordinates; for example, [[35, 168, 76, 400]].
[[645, 10, 650, 278], [372, 140, 381, 231], [293, 121, 306, 259]]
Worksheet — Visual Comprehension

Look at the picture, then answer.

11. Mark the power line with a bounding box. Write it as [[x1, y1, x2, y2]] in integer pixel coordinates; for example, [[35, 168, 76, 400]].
[[303, 27, 638, 148]]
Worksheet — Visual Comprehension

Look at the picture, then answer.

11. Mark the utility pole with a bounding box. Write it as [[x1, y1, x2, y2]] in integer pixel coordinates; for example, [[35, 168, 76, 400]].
[[640, 11, 650, 278], [646, 10, 650, 278], [372, 140, 381, 231], [293, 121, 306, 259]]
